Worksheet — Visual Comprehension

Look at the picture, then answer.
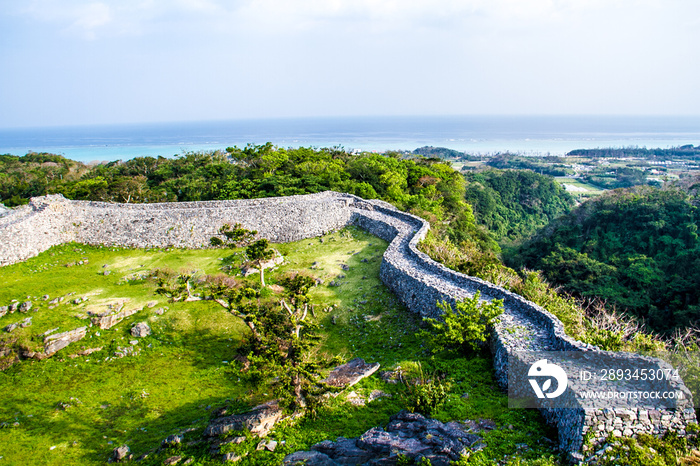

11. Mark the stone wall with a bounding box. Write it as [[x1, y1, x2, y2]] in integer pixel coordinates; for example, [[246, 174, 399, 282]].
[[0, 192, 355, 265], [0, 192, 696, 461]]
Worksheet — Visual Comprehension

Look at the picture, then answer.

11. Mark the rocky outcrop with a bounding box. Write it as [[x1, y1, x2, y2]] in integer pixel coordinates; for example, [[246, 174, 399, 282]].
[[44, 327, 87, 356], [131, 322, 151, 337], [204, 400, 283, 438], [109, 445, 132, 463], [322, 358, 380, 388], [91, 307, 139, 330], [205, 358, 381, 446], [283, 411, 483, 466]]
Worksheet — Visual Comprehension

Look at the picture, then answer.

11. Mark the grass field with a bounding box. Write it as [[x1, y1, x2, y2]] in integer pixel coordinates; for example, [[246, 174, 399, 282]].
[[0, 227, 558, 465], [554, 177, 605, 199]]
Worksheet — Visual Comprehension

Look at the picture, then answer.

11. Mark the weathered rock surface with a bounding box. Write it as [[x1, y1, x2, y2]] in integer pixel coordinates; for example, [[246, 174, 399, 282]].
[[109, 445, 131, 463], [44, 327, 87, 356], [162, 434, 184, 447], [204, 400, 283, 438], [91, 307, 139, 330], [131, 322, 151, 337], [322, 358, 380, 388], [4, 323, 18, 333], [19, 301, 32, 312], [283, 411, 482, 466], [222, 452, 245, 462], [68, 347, 103, 359]]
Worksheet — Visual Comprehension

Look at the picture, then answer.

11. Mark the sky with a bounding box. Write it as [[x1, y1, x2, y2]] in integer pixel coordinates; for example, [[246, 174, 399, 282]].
[[1, 0, 699, 128]]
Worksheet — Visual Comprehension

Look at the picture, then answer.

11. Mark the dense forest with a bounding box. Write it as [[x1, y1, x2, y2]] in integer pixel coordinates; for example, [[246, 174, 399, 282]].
[[463, 169, 574, 242], [513, 184, 700, 334]]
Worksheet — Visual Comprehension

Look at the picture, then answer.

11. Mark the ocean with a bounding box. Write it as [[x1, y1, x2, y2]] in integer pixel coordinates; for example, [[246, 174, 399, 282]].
[[1, 115, 699, 163]]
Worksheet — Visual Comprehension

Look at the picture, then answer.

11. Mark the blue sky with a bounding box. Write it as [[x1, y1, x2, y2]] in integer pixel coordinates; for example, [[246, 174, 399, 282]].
[[1, 0, 699, 128]]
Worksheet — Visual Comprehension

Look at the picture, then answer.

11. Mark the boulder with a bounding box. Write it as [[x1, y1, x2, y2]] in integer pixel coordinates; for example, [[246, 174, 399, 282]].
[[19, 301, 32, 312], [283, 411, 483, 466], [68, 347, 103, 359], [0, 306, 7, 317], [222, 452, 245, 463], [256, 439, 278, 451], [131, 322, 151, 337], [162, 434, 184, 447], [322, 358, 380, 388], [44, 327, 87, 356], [283, 451, 337, 466], [204, 400, 283, 438], [109, 445, 131, 463], [4, 323, 18, 333], [91, 307, 138, 330]]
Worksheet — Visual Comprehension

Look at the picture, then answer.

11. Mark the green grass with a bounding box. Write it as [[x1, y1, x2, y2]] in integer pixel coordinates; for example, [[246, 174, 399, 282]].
[[0, 227, 559, 465]]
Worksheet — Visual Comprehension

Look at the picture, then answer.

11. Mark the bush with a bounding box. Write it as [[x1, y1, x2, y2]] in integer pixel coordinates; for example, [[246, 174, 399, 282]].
[[401, 363, 451, 416], [419, 292, 504, 353]]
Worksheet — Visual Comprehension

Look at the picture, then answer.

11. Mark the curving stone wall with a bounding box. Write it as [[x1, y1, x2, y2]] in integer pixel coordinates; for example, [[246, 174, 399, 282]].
[[0, 192, 696, 461]]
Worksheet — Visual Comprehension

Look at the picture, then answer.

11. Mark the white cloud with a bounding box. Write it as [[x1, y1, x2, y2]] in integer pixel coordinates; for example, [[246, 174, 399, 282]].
[[11, 0, 696, 39], [69, 2, 112, 39]]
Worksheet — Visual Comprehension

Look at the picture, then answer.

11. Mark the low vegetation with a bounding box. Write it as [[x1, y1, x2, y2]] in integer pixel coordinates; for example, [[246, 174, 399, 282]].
[[0, 228, 559, 465]]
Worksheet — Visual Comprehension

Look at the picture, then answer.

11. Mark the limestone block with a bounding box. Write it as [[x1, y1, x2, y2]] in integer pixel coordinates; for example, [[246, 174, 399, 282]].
[[44, 327, 87, 356]]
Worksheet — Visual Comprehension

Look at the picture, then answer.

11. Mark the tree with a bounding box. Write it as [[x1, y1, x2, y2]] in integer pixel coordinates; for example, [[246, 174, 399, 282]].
[[246, 239, 275, 287], [280, 273, 315, 311], [210, 223, 257, 247], [201, 273, 339, 412]]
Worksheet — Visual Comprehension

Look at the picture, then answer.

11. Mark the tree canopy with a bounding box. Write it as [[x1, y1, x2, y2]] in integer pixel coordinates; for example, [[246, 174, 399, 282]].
[[513, 185, 700, 333], [464, 169, 575, 242]]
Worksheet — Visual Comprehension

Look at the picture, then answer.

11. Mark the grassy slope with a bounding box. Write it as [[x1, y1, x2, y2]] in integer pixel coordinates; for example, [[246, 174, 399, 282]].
[[0, 227, 557, 465]]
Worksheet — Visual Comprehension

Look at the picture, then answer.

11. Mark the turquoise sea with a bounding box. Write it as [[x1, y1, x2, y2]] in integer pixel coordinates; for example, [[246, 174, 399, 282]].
[[1, 115, 699, 163]]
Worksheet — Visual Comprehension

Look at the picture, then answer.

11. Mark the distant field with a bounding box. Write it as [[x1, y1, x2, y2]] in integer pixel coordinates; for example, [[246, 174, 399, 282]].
[[554, 177, 605, 197]]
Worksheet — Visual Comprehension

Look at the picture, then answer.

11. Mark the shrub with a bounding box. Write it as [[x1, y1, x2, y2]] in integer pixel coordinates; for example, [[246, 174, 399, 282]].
[[418, 291, 504, 353], [401, 363, 451, 416]]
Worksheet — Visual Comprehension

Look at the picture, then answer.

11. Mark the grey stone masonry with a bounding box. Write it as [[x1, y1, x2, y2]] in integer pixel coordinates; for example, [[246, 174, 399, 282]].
[[0, 192, 695, 459], [0, 192, 354, 266]]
